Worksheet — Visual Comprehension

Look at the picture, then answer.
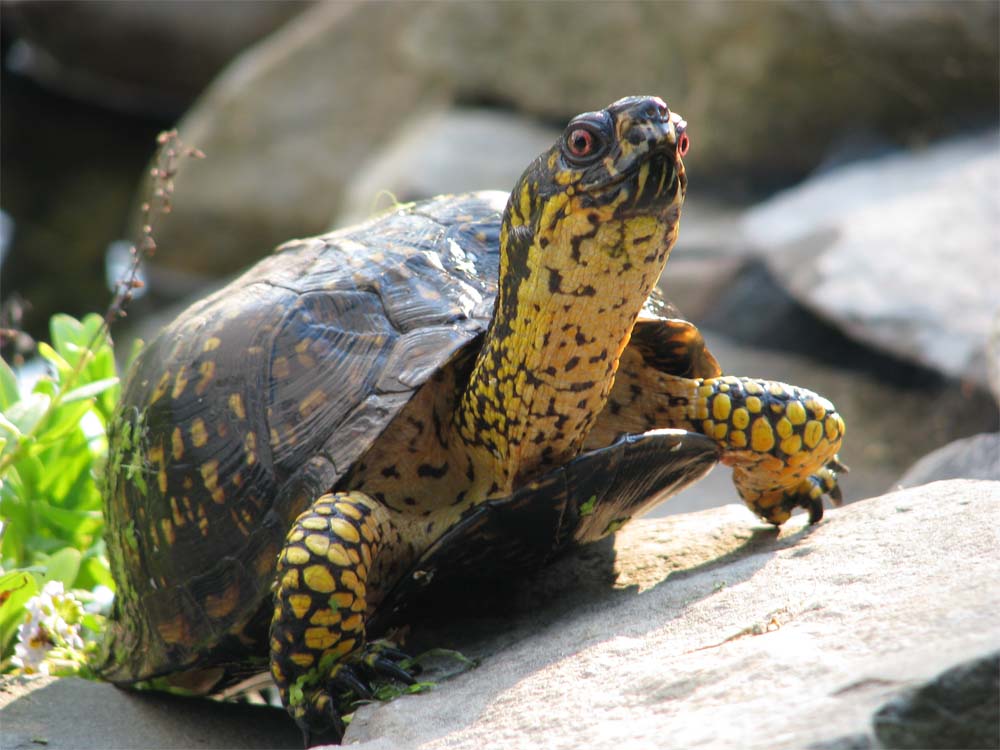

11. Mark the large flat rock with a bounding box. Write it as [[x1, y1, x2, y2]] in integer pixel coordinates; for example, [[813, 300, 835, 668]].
[[2, 480, 996, 749], [143, 0, 999, 281], [742, 132, 1000, 389], [0, 672, 299, 749], [343, 479, 1000, 749]]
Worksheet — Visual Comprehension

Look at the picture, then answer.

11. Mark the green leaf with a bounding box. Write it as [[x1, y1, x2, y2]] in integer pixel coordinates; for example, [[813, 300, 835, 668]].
[[61, 378, 119, 404], [37, 342, 72, 380], [50, 314, 86, 356], [0, 412, 22, 442], [81, 611, 107, 635], [40, 453, 99, 511], [43, 547, 83, 588], [31, 377, 57, 399], [34, 401, 90, 447], [4, 393, 51, 435], [79, 313, 106, 344], [12, 453, 44, 495], [0, 359, 19, 410], [0, 570, 39, 659], [35, 503, 103, 541], [77, 555, 113, 592], [0, 311, 123, 673]]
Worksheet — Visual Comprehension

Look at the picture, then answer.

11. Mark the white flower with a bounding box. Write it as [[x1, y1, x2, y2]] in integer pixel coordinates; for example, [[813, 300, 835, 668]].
[[84, 584, 115, 615], [12, 580, 85, 675]]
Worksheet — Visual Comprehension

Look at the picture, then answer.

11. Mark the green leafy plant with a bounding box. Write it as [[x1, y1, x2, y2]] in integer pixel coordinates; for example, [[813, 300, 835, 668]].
[[0, 130, 203, 675], [0, 312, 123, 671]]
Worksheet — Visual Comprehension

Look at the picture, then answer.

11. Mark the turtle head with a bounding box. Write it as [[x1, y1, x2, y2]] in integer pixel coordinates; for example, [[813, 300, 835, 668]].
[[551, 94, 688, 209], [501, 95, 689, 259]]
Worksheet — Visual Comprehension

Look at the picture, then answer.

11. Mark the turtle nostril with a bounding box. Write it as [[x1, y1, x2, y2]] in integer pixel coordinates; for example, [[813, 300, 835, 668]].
[[643, 99, 669, 121]]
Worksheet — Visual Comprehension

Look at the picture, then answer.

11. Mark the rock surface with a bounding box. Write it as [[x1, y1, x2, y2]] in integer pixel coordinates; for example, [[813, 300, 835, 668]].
[[896, 432, 1000, 488], [4, 0, 310, 115], [138, 0, 447, 282], [336, 479, 1000, 749], [871, 651, 999, 750], [334, 108, 561, 226], [0, 673, 299, 749], [4, 481, 995, 749], [742, 132, 1000, 389], [141, 0, 999, 280]]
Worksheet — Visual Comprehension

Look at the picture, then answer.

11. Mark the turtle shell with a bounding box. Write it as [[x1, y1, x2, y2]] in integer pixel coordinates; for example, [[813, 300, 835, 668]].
[[101, 190, 720, 683]]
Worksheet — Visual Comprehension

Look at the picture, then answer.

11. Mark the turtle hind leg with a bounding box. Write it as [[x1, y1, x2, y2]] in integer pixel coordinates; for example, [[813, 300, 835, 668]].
[[269, 491, 415, 744]]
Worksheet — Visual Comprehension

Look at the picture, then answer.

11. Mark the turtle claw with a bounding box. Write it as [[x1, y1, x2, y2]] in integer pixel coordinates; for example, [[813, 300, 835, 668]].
[[778, 455, 847, 525], [828, 482, 844, 507], [328, 663, 374, 700], [298, 694, 347, 749], [368, 644, 411, 664], [358, 641, 418, 686], [371, 656, 418, 685], [828, 457, 851, 475]]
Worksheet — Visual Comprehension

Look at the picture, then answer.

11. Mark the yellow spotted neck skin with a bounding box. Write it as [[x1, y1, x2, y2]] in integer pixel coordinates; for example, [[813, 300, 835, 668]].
[[454, 198, 681, 493], [453, 103, 687, 493]]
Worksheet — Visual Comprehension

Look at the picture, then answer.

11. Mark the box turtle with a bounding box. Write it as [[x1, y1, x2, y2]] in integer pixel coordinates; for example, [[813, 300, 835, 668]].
[[98, 96, 845, 744]]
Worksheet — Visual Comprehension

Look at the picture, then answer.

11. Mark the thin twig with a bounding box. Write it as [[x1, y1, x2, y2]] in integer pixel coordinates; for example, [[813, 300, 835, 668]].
[[0, 131, 204, 477]]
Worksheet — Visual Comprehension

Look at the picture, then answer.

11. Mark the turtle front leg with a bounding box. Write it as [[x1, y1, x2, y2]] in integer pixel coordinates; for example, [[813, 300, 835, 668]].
[[590, 368, 845, 525], [270, 491, 415, 746], [693, 376, 847, 524]]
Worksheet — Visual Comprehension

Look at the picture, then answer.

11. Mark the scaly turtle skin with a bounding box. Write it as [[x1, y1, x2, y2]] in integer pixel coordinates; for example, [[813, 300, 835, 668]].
[[99, 96, 845, 744]]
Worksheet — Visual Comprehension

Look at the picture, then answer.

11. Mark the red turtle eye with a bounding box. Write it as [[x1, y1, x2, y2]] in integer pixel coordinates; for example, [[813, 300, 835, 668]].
[[567, 128, 595, 158], [677, 131, 690, 157]]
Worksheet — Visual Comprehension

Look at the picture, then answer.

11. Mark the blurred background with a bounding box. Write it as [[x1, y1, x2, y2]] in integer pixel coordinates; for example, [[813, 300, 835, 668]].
[[2, 0, 998, 515]]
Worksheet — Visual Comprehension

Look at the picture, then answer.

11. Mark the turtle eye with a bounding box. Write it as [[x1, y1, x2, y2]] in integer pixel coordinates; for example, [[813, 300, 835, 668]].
[[567, 129, 595, 158], [563, 125, 604, 165]]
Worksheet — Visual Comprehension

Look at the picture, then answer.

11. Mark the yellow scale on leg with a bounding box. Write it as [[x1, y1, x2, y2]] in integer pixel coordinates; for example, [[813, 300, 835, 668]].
[[269, 492, 409, 736], [686, 375, 845, 524]]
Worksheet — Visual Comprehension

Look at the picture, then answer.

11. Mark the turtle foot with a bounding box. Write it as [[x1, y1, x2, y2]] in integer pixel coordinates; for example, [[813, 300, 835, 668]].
[[295, 642, 416, 747], [742, 456, 848, 526], [356, 640, 419, 688], [780, 457, 848, 524]]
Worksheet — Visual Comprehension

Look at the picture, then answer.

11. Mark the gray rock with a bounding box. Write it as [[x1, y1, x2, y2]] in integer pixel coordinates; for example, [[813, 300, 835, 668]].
[[401, 1, 998, 182], [2, 481, 996, 749], [990, 323, 1000, 405], [896, 432, 1000, 487], [656, 198, 750, 322], [338, 479, 1000, 749], [872, 651, 999, 750], [142, 0, 998, 282], [742, 132, 1000, 389], [335, 108, 560, 227], [142, 1, 445, 282], [0, 673, 299, 749], [4, 0, 310, 115]]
